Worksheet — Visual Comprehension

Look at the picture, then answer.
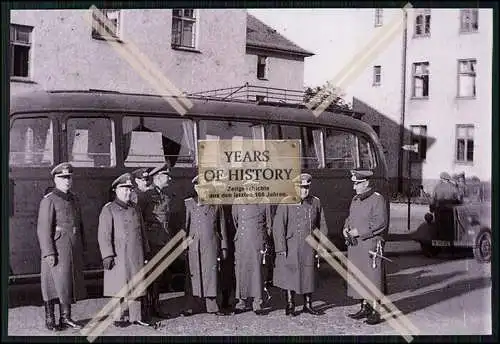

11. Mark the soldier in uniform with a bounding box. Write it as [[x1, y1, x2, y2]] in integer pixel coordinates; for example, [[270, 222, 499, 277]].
[[37, 162, 86, 331], [273, 173, 327, 316], [97, 173, 155, 328], [343, 169, 388, 325], [231, 181, 273, 315], [182, 175, 229, 316], [140, 164, 173, 319], [131, 168, 153, 205]]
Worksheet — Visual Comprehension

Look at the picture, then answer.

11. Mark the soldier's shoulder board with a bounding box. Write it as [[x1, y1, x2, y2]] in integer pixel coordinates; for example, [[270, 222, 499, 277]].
[[43, 192, 54, 199], [184, 197, 194, 204], [103, 201, 113, 208]]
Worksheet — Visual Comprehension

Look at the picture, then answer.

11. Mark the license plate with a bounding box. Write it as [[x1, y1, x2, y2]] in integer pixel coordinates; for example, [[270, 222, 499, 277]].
[[432, 240, 451, 247]]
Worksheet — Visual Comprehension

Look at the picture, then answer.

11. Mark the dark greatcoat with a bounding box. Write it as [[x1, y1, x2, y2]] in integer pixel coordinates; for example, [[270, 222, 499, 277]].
[[232, 204, 272, 300], [98, 199, 150, 298], [140, 186, 173, 251], [273, 195, 328, 295], [185, 197, 228, 298], [37, 188, 87, 304], [344, 188, 388, 300]]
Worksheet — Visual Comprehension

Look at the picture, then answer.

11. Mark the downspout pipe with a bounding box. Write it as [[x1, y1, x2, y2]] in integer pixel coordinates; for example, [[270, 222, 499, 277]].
[[398, 9, 409, 193]]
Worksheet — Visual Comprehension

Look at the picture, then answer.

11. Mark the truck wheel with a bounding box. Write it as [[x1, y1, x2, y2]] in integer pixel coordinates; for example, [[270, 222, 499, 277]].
[[473, 229, 492, 263], [420, 242, 440, 257]]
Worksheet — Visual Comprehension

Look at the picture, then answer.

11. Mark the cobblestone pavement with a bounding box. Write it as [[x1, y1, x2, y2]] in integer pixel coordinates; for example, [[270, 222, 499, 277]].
[[8, 251, 491, 337]]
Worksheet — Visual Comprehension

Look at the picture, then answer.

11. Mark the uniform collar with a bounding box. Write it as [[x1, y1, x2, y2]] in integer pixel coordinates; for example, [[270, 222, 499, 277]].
[[299, 195, 312, 204], [354, 187, 375, 201], [114, 198, 131, 209], [52, 188, 73, 201]]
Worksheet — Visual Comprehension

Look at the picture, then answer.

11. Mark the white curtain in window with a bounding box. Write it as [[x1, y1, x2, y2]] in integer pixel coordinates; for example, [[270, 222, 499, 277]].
[[182, 120, 195, 154], [125, 131, 165, 167], [312, 129, 325, 168], [42, 121, 53, 164]]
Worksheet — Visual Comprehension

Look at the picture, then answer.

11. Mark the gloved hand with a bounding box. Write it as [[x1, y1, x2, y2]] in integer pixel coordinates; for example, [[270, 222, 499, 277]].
[[45, 255, 57, 267], [103, 257, 115, 270]]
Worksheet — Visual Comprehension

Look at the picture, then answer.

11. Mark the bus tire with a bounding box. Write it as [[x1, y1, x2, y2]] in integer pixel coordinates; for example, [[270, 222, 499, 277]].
[[473, 229, 492, 264], [420, 242, 440, 258]]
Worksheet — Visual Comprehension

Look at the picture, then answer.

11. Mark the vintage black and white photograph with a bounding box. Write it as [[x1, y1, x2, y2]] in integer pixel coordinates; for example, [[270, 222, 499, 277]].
[[7, 6, 493, 339]]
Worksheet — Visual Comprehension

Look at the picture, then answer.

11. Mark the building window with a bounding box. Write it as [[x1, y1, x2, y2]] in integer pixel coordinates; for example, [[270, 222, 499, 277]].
[[410, 125, 427, 161], [456, 125, 474, 163], [172, 9, 197, 48], [373, 65, 381, 86], [412, 62, 430, 98], [92, 9, 121, 39], [257, 56, 268, 80], [10, 24, 33, 78], [458, 59, 477, 97], [414, 9, 431, 37], [374, 9, 383, 27], [460, 9, 479, 33]]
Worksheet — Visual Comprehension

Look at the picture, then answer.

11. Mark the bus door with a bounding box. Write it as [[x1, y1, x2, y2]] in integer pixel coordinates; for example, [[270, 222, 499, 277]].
[[9, 115, 60, 277]]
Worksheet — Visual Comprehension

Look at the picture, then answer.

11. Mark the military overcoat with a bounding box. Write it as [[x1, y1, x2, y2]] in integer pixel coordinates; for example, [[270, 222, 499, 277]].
[[185, 197, 228, 298], [273, 195, 328, 294], [37, 188, 87, 304], [97, 199, 150, 298], [344, 188, 388, 300], [232, 204, 272, 300]]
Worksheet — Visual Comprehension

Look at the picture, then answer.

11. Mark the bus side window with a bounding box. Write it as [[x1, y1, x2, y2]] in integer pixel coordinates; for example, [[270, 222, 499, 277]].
[[123, 116, 195, 168], [67, 117, 116, 167], [324, 128, 356, 170], [279, 125, 324, 169], [10, 117, 54, 167], [357, 135, 378, 169]]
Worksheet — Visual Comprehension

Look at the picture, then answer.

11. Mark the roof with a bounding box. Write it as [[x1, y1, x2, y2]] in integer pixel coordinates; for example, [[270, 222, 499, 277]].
[[10, 90, 371, 135], [246, 13, 314, 57]]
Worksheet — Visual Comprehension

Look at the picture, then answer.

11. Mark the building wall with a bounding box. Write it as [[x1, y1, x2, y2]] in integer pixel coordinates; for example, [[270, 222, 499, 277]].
[[11, 9, 306, 98], [244, 52, 306, 93], [350, 8, 492, 194]]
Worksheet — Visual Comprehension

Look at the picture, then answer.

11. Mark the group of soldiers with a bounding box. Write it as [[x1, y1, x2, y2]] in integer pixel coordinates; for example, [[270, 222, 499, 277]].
[[36, 161, 389, 332]]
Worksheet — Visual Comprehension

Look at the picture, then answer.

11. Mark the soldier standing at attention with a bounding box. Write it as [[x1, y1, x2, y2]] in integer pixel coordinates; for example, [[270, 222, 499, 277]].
[[232, 181, 272, 315], [182, 175, 229, 316], [343, 169, 388, 325], [273, 173, 327, 316], [37, 162, 86, 331], [140, 164, 173, 319], [97, 173, 155, 328]]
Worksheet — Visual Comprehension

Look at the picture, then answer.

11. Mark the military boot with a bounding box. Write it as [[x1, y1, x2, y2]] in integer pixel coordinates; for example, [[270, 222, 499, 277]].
[[44, 300, 60, 331], [303, 293, 324, 315], [365, 300, 383, 325], [59, 304, 82, 329], [348, 300, 372, 320], [285, 290, 297, 316]]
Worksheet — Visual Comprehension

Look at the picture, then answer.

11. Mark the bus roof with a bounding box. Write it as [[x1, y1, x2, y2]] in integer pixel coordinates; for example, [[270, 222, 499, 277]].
[[10, 89, 373, 133]]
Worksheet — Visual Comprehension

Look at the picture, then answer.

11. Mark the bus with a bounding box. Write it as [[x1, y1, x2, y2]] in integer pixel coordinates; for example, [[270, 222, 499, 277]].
[[8, 89, 389, 287]]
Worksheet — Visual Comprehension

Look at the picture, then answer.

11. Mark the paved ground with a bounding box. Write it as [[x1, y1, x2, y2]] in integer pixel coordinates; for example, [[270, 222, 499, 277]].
[[8, 203, 492, 337]]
